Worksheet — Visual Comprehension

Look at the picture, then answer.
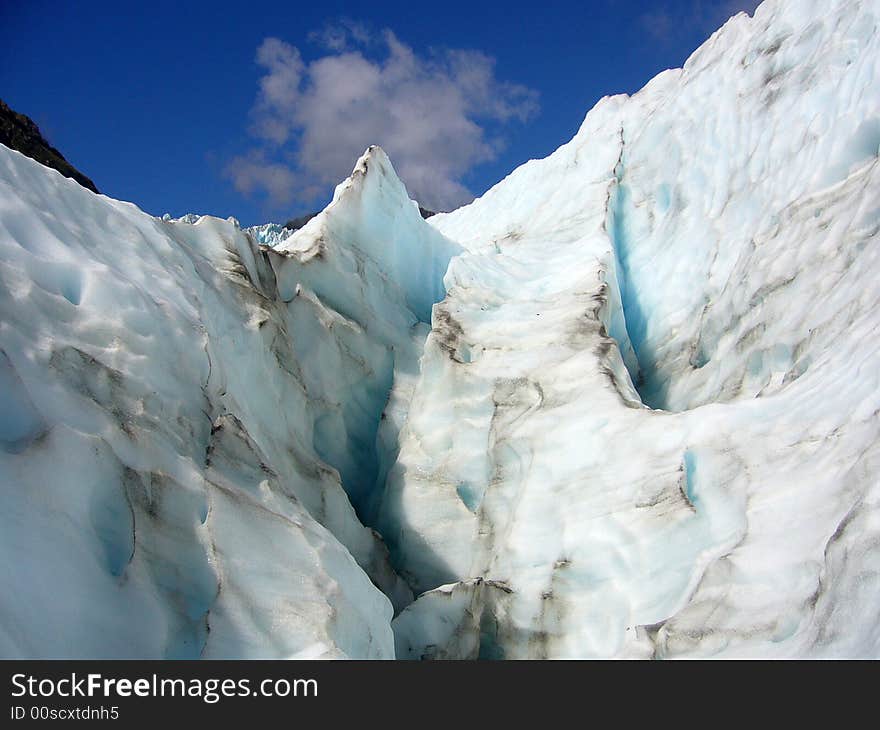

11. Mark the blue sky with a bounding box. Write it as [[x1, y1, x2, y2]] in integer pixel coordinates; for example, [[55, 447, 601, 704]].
[[0, 0, 760, 225]]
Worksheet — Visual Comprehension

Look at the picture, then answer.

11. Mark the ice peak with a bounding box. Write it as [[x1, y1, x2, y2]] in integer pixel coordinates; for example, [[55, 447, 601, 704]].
[[328, 145, 413, 210], [275, 145, 462, 323]]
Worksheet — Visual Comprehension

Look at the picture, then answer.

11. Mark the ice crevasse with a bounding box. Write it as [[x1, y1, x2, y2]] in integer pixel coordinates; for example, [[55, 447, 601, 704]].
[[2, 0, 880, 658]]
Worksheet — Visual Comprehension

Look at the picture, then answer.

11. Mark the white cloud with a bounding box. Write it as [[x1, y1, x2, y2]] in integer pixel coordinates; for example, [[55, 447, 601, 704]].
[[224, 150, 297, 206], [228, 25, 539, 212], [250, 38, 305, 144], [307, 19, 373, 52]]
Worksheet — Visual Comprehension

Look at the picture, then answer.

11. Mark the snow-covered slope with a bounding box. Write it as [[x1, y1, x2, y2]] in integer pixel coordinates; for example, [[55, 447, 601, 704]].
[[387, 0, 880, 658], [1, 0, 879, 659]]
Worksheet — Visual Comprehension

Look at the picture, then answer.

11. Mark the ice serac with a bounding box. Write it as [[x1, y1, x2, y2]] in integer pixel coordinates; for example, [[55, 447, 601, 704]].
[[271, 146, 461, 531], [0, 141, 458, 657], [387, 0, 880, 658]]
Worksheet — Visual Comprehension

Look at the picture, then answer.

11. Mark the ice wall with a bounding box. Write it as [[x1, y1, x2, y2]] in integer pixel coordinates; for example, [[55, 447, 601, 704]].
[[389, 0, 880, 658], [0, 143, 457, 656]]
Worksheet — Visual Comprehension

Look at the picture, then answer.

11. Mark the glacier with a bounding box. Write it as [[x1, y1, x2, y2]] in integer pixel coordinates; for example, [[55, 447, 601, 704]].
[[0, 142, 456, 658], [1, 0, 880, 658]]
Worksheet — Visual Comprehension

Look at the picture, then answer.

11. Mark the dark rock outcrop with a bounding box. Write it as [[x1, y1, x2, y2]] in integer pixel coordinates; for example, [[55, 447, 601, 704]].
[[0, 98, 98, 193], [283, 212, 318, 232]]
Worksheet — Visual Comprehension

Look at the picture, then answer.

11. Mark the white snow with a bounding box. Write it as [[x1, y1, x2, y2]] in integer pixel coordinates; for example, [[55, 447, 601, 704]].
[[1, 0, 879, 659]]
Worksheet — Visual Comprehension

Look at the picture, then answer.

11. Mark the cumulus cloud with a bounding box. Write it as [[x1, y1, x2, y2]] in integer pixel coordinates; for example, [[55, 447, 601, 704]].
[[226, 24, 539, 212], [307, 19, 373, 52], [225, 150, 297, 206]]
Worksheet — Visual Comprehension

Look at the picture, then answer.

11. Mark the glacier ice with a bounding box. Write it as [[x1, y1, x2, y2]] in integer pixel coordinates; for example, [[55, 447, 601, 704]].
[[2, 0, 880, 659], [388, 0, 880, 658], [0, 142, 459, 657]]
